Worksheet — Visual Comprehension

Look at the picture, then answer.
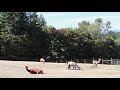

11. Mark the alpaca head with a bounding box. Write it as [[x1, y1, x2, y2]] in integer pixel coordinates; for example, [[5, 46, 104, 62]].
[[25, 66, 28, 69]]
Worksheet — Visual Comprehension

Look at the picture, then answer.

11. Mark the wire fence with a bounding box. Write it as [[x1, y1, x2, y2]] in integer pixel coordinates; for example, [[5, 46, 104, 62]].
[[49, 58, 120, 65], [1, 56, 120, 65], [102, 58, 120, 65], [48, 59, 93, 64]]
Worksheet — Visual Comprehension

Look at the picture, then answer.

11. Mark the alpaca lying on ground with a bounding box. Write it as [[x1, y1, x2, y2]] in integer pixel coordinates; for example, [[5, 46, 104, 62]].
[[25, 66, 43, 74], [67, 61, 80, 70], [40, 58, 45, 64]]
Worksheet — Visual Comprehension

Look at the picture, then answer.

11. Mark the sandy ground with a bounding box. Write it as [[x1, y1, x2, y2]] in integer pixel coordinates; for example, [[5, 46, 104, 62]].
[[0, 60, 120, 78]]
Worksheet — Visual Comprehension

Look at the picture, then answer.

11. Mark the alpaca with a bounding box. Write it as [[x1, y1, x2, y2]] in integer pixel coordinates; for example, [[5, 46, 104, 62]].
[[25, 66, 43, 74], [67, 61, 80, 70], [40, 58, 45, 64], [92, 58, 101, 67]]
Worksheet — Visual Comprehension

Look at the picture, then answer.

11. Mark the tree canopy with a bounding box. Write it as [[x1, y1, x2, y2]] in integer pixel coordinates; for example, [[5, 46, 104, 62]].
[[0, 12, 120, 61]]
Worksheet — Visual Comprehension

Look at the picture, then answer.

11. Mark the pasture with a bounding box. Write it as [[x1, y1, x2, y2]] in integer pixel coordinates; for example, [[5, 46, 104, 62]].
[[0, 60, 120, 78]]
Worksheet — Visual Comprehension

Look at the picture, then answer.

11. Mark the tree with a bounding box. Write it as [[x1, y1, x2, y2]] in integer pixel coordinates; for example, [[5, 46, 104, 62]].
[[26, 12, 48, 58], [0, 12, 29, 56]]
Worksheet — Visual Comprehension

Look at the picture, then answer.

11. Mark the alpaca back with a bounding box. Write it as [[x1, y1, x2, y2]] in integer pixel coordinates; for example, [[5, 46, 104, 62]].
[[25, 66, 43, 74], [68, 61, 76, 66]]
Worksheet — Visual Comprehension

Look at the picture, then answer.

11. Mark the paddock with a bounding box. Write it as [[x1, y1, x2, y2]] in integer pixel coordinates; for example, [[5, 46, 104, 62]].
[[0, 60, 120, 78]]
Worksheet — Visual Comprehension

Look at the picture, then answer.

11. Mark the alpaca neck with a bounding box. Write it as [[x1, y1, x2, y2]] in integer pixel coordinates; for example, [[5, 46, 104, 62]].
[[26, 67, 30, 72], [98, 59, 101, 63]]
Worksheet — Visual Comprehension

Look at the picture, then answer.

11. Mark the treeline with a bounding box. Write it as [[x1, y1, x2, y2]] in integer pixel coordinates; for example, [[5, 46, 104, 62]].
[[0, 12, 120, 61]]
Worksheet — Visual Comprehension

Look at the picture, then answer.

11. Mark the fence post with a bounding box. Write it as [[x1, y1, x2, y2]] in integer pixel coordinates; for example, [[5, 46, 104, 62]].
[[77, 59, 79, 63], [117, 59, 118, 65], [102, 58, 103, 64], [84, 59, 86, 63], [60, 60, 62, 63], [111, 58, 112, 65], [66, 60, 67, 63]]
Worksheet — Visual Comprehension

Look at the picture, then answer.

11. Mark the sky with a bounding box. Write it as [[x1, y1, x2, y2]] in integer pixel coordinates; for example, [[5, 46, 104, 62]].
[[37, 12, 120, 32]]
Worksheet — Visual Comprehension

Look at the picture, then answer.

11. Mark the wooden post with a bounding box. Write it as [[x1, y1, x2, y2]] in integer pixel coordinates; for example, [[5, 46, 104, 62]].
[[77, 59, 79, 63], [111, 58, 112, 65], [102, 58, 103, 64], [66, 60, 67, 63], [117, 59, 118, 65], [60, 60, 62, 63], [84, 59, 86, 63]]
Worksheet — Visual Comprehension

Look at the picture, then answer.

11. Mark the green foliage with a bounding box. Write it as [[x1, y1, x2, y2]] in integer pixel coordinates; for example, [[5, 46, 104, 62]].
[[0, 13, 120, 61], [0, 12, 48, 59], [114, 32, 120, 38]]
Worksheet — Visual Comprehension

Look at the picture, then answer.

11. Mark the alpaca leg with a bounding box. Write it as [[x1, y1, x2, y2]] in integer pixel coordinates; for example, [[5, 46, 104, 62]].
[[74, 64, 77, 69], [72, 66, 74, 70], [96, 64, 97, 67], [70, 65, 71, 70], [37, 72, 40, 74], [76, 64, 79, 69], [74, 65, 76, 70], [68, 65, 70, 70], [77, 65, 80, 69], [43, 61, 45, 64], [72, 65, 74, 70], [67, 66, 69, 69], [38, 71, 43, 74]]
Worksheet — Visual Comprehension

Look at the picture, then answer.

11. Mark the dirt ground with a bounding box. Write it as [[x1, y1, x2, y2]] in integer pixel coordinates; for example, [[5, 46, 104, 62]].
[[0, 60, 120, 78]]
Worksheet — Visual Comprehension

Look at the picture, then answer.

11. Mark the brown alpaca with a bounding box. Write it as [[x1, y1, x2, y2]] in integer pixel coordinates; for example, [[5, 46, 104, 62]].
[[25, 66, 43, 74]]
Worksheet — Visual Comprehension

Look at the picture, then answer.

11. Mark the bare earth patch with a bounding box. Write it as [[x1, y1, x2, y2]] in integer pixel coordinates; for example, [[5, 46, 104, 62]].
[[0, 60, 120, 78]]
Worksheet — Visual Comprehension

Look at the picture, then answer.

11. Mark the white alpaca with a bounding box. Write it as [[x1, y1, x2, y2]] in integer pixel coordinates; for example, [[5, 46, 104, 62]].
[[67, 61, 80, 70], [92, 58, 101, 67], [40, 58, 45, 64]]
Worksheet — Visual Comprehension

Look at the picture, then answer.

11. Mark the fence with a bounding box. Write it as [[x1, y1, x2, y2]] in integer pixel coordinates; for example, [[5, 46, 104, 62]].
[[102, 58, 120, 65], [48, 58, 120, 65], [48, 59, 93, 63]]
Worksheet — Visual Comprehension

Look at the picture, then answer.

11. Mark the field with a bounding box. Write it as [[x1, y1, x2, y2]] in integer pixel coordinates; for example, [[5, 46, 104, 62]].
[[0, 60, 120, 78]]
